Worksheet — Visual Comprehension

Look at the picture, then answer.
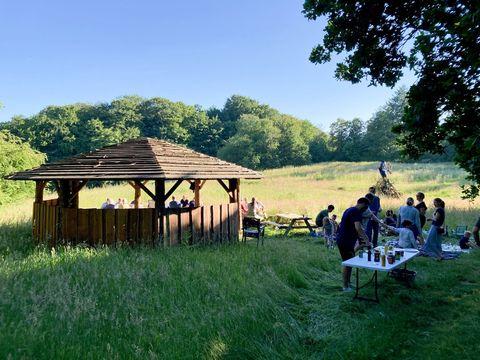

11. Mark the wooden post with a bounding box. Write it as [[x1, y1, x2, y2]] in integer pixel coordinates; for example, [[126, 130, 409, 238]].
[[229, 179, 241, 241], [155, 180, 166, 245], [134, 186, 141, 209], [194, 179, 201, 207], [35, 181, 46, 203]]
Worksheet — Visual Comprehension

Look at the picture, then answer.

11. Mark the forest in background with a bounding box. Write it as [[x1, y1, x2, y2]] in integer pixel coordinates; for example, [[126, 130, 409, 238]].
[[0, 88, 454, 205]]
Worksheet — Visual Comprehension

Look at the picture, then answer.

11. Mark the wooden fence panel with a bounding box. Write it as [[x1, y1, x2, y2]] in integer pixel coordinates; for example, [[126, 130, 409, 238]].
[[168, 212, 179, 246], [116, 209, 128, 246], [191, 207, 203, 244], [32, 202, 240, 248], [104, 209, 116, 245], [62, 208, 78, 244], [180, 211, 191, 244], [77, 209, 90, 244]]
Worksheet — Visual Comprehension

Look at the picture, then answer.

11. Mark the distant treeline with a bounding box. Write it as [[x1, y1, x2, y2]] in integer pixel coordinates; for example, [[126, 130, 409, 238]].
[[1, 88, 453, 171]]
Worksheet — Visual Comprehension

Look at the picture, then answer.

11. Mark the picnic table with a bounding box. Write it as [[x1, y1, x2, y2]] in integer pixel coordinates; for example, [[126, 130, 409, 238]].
[[273, 213, 317, 236], [342, 248, 419, 303]]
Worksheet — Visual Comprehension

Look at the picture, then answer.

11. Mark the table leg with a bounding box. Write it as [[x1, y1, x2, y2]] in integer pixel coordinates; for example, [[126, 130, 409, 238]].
[[353, 269, 380, 303], [304, 219, 315, 235], [284, 219, 295, 236]]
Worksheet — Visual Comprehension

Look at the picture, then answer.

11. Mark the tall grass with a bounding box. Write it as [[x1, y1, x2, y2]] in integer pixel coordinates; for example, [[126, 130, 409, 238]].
[[0, 162, 479, 358]]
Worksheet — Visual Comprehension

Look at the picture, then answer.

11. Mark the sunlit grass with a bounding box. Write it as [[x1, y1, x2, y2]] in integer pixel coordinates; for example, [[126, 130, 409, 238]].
[[0, 162, 479, 358]]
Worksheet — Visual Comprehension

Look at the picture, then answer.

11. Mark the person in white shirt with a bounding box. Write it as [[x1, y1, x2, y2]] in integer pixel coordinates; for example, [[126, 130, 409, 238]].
[[373, 215, 418, 249]]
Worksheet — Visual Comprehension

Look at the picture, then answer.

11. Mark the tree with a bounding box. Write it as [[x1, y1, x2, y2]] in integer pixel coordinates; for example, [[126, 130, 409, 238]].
[[218, 115, 281, 169], [363, 87, 407, 161], [329, 118, 366, 161], [303, 0, 479, 198], [217, 95, 279, 140], [0, 130, 45, 205]]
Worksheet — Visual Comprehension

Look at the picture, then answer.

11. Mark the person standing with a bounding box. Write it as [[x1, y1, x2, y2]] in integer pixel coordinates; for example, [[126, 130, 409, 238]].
[[365, 187, 381, 247], [415, 192, 428, 230], [336, 198, 371, 292], [421, 198, 446, 259], [397, 197, 422, 240]]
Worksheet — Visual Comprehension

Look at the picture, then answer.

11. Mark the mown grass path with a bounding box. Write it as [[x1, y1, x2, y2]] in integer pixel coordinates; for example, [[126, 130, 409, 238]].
[[1, 232, 479, 359]]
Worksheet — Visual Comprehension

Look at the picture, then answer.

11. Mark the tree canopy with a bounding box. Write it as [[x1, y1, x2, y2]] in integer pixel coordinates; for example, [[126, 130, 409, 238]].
[[303, 0, 479, 198], [0, 130, 45, 205]]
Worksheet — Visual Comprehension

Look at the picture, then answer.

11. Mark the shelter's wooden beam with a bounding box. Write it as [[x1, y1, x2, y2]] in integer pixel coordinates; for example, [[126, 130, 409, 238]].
[[133, 180, 156, 201], [217, 179, 234, 202], [194, 180, 201, 207], [228, 179, 239, 203], [155, 180, 166, 244], [34, 181, 47, 203], [164, 180, 183, 201]]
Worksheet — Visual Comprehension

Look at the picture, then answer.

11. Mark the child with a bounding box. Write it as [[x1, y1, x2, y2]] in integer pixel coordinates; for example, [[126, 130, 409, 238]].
[[459, 231, 473, 249]]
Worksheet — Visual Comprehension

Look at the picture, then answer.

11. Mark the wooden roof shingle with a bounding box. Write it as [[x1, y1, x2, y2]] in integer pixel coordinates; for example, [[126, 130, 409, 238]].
[[7, 138, 262, 180]]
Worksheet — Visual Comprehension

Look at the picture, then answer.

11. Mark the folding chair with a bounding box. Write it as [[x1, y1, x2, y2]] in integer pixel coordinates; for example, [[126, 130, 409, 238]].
[[242, 217, 265, 246]]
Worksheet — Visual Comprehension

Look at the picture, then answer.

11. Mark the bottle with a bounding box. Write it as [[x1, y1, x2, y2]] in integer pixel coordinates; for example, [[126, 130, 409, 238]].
[[381, 253, 386, 267], [367, 246, 372, 261]]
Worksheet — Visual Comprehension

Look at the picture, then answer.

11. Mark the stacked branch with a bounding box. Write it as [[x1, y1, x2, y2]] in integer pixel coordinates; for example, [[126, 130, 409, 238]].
[[375, 177, 401, 198]]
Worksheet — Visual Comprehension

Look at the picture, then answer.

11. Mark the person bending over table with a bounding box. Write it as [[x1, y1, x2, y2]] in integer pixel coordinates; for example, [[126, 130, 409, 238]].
[[336, 197, 371, 292], [372, 216, 418, 249]]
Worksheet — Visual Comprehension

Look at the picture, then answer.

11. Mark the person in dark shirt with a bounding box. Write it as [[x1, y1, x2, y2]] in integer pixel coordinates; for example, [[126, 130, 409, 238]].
[[415, 192, 428, 229], [365, 187, 381, 247], [384, 210, 396, 226], [315, 205, 335, 227], [337, 197, 371, 291], [180, 195, 189, 208], [459, 231, 472, 249]]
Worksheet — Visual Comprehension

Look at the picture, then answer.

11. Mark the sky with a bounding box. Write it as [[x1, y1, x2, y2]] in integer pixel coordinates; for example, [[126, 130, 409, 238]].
[[0, 0, 416, 131]]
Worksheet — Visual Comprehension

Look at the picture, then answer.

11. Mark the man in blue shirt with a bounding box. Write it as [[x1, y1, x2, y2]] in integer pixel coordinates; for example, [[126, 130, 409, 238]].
[[365, 187, 381, 247], [337, 197, 371, 291]]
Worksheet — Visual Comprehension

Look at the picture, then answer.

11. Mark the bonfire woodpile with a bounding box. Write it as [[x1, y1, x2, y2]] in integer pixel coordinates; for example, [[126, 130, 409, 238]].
[[375, 177, 401, 198]]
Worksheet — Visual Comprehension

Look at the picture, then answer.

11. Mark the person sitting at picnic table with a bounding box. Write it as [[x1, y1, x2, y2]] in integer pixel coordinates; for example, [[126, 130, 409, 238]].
[[415, 192, 428, 229], [240, 198, 249, 216], [373, 216, 418, 249], [101, 198, 115, 209], [168, 196, 181, 208], [336, 197, 371, 292], [459, 231, 474, 250], [180, 195, 189, 208], [247, 197, 266, 219], [421, 198, 446, 260], [315, 205, 334, 228], [188, 199, 196, 208], [116, 198, 127, 209], [397, 197, 422, 242]]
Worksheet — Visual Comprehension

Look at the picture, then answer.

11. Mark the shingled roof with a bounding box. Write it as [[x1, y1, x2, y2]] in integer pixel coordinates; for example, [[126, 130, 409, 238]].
[[7, 138, 262, 180]]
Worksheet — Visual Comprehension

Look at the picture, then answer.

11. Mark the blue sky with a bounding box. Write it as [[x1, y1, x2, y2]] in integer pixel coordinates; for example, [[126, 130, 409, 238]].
[[0, 0, 415, 130]]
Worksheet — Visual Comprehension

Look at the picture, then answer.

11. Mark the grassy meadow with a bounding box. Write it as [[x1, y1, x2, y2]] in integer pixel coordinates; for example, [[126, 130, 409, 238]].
[[1, 162, 479, 358]]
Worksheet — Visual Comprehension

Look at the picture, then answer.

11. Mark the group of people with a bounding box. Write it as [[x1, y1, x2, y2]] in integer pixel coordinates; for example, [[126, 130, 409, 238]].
[[241, 197, 266, 219], [100, 195, 196, 209], [317, 187, 460, 291], [101, 197, 143, 209], [167, 195, 195, 208]]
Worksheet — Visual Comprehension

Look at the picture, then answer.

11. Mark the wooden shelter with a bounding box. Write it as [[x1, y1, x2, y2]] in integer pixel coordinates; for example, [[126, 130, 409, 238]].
[[7, 138, 261, 247]]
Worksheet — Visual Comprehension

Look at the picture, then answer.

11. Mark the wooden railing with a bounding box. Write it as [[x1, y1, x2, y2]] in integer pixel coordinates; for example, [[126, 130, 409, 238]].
[[32, 200, 239, 247]]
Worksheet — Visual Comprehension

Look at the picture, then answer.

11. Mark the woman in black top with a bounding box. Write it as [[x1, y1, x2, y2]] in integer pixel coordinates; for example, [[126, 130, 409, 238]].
[[421, 198, 445, 259]]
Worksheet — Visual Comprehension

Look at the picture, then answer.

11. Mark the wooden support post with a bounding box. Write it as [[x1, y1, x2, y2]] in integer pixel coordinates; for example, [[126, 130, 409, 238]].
[[35, 181, 46, 203], [155, 180, 166, 245], [134, 186, 141, 209], [194, 180, 201, 207]]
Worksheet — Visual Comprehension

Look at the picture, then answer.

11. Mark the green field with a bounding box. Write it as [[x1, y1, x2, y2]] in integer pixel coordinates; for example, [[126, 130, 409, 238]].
[[1, 162, 479, 358]]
